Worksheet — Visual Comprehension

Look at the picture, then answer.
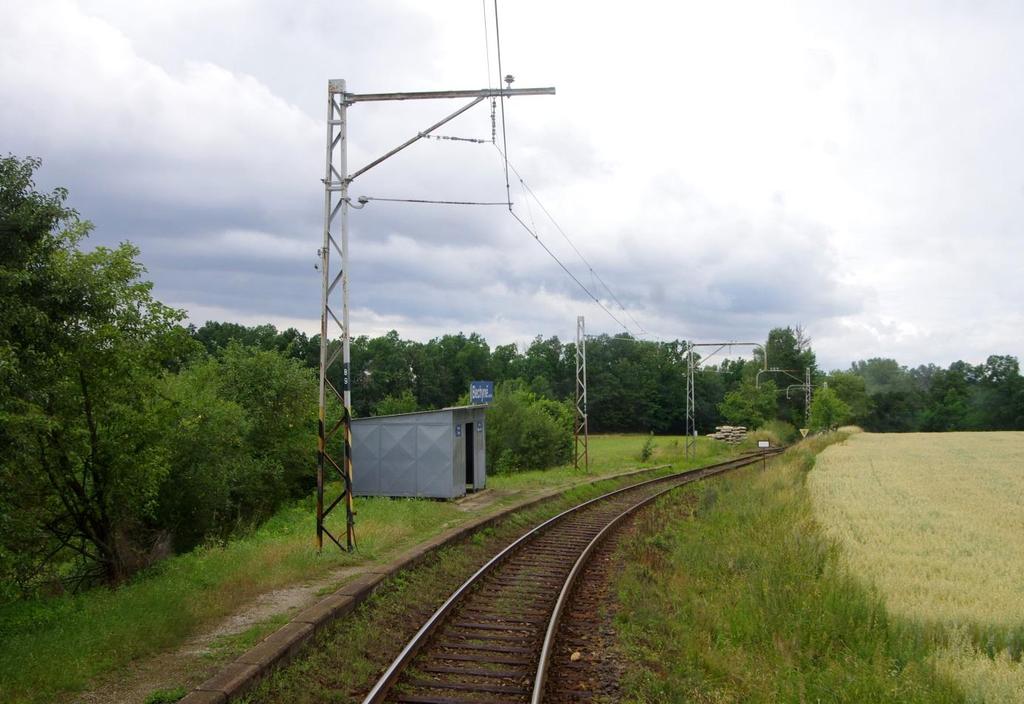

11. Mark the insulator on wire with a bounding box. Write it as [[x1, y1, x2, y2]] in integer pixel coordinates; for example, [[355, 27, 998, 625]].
[[425, 134, 486, 144], [490, 99, 497, 143]]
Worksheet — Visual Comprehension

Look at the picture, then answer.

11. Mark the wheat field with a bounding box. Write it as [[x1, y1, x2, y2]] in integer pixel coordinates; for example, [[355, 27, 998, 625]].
[[810, 431, 1024, 702]]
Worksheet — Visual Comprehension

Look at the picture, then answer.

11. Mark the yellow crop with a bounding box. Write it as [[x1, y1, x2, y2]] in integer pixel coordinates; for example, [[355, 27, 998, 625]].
[[933, 630, 1024, 704], [810, 431, 1024, 701]]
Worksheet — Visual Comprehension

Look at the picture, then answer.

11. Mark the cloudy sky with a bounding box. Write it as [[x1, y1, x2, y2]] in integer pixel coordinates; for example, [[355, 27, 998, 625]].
[[3, 1, 1022, 369]]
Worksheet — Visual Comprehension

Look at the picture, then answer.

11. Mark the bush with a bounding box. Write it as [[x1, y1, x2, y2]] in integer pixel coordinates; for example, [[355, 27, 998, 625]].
[[751, 420, 799, 446], [485, 381, 572, 472], [153, 366, 249, 551], [719, 380, 779, 428], [209, 344, 317, 497], [810, 386, 852, 432], [495, 449, 521, 474], [639, 433, 656, 461], [152, 344, 317, 551], [374, 390, 418, 416]]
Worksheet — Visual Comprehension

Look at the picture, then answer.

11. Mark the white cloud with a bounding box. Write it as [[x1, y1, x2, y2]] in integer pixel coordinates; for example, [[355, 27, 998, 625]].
[[0, 0, 319, 214], [3, 0, 1023, 371]]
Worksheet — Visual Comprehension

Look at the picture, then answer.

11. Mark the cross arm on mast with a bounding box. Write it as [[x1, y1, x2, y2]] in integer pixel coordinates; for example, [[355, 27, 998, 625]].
[[686, 342, 763, 369], [342, 86, 556, 183], [345, 86, 556, 103]]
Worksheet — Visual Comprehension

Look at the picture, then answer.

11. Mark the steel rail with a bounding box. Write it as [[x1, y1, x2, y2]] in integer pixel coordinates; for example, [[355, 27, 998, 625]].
[[360, 449, 781, 704], [531, 448, 783, 703]]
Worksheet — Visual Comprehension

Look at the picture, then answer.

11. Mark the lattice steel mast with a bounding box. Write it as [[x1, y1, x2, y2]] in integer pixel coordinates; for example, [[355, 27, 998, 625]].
[[574, 316, 589, 472], [685, 344, 696, 459], [316, 79, 555, 552], [318, 79, 354, 552]]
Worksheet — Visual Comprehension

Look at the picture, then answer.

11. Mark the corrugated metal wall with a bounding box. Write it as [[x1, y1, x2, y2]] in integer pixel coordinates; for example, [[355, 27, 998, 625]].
[[352, 406, 487, 498]]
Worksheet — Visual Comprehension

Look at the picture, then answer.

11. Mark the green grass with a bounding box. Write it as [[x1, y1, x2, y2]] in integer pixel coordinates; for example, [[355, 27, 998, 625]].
[[488, 433, 733, 495], [0, 494, 460, 704], [0, 434, 734, 704], [143, 687, 186, 704], [205, 612, 292, 663], [613, 434, 968, 703]]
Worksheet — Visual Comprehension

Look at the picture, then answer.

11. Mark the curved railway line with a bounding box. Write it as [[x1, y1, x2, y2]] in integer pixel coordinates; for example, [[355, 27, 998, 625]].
[[361, 449, 783, 704]]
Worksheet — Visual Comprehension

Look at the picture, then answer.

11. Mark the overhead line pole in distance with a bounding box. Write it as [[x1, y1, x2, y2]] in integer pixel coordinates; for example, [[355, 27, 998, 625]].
[[684, 342, 764, 460], [782, 372, 815, 428], [805, 367, 813, 425], [317, 79, 556, 552], [574, 315, 589, 472]]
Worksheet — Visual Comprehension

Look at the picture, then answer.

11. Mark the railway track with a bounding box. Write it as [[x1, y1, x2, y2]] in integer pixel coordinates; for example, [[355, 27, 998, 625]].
[[361, 449, 783, 704]]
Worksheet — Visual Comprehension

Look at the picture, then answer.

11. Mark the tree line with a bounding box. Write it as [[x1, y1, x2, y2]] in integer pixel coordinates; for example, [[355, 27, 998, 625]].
[[193, 313, 1024, 435], [4, 155, 1023, 597], [192, 324, 815, 432]]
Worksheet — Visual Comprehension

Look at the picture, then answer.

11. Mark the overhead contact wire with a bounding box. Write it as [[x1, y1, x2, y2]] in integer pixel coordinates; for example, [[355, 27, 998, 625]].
[[508, 210, 631, 334], [481, 0, 492, 90], [494, 0, 511, 209], [514, 168, 650, 336], [494, 143, 651, 338]]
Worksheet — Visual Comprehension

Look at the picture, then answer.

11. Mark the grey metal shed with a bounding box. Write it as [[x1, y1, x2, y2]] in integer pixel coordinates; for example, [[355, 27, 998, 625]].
[[351, 405, 487, 499]]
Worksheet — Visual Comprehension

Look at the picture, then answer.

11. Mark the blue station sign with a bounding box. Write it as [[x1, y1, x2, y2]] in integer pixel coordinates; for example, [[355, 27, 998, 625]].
[[469, 380, 494, 405]]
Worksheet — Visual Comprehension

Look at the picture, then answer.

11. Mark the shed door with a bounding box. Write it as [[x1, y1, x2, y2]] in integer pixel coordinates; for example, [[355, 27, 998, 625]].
[[465, 422, 474, 485]]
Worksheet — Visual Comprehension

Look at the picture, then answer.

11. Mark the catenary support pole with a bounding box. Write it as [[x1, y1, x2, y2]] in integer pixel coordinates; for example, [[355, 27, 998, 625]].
[[574, 316, 589, 472], [318, 79, 355, 552], [685, 344, 696, 459], [316, 79, 555, 552], [805, 367, 812, 424]]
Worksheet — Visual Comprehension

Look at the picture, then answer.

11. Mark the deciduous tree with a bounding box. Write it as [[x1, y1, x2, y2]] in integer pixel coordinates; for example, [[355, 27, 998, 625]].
[[719, 380, 778, 429], [1, 156, 194, 588], [809, 386, 851, 431]]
